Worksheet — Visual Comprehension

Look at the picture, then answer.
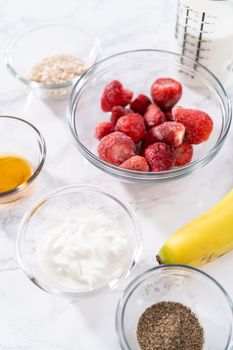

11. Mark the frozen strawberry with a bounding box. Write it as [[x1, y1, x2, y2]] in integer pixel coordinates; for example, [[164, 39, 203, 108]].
[[144, 104, 165, 128], [115, 113, 146, 143], [151, 78, 182, 111], [95, 121, 114, 140], [120, 155, 149, 171], [101, 80, 133, 112], [165, 111, 173, 121], [123, 89, 133, 105], [98, 131, 136, 165], [152, 121, 185, 147], [172, 106, 213, 144], [144, 142, 175, 172], [130, 94, 151, 114], [140, 129, 159, 154], [174, 143, 193, 166], [111, 106, 132, 124]]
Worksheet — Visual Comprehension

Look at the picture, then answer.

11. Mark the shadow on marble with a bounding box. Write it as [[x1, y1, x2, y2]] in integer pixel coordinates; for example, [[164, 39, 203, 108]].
[[23, 92, 68, 120], [42, 98, 69, 119], [71, 292, 120, 350]]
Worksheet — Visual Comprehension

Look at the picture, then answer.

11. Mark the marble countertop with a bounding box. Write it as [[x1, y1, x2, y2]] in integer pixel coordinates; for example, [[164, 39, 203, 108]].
[[1, 0, 233, 349]]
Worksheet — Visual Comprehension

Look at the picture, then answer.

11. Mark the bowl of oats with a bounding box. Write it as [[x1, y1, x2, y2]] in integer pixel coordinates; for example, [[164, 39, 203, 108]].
[[5, 22, 101, 100]]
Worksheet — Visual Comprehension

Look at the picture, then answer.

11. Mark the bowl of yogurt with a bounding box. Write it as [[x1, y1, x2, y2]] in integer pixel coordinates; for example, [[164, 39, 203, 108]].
[[16, 184, 141, 298]]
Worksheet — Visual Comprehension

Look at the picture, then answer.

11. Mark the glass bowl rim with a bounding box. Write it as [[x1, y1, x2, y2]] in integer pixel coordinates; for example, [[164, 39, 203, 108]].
[[115, 264, 233, 350], [5, 21, 102, 90], [16, 183, 142, 298], [68, 49, 232, 181], [0, 115, 46, 198]]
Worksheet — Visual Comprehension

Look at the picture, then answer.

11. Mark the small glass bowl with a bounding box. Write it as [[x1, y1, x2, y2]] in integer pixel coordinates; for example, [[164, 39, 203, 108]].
[[5, 22, 101, 100], [68, 49, 232, 183], [0, 116, 46, 204], [16, 184, 141, 298], [116, 265, 233, 350]]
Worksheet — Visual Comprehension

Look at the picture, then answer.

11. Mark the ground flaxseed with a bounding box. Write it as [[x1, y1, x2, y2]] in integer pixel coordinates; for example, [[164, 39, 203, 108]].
[[136, 301, 204, 350]]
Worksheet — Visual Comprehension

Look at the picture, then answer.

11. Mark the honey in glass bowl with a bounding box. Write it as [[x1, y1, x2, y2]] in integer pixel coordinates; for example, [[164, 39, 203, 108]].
[[0, 154, 33, 192], [0, 116, 46, 204]]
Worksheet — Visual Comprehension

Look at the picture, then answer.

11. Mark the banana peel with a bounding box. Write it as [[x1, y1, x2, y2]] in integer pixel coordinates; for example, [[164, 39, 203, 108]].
[[156, 189, 233, 267]]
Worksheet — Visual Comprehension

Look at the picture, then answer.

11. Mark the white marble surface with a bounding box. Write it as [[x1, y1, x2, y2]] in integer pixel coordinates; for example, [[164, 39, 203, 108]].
[[1, 0, 233, 349]]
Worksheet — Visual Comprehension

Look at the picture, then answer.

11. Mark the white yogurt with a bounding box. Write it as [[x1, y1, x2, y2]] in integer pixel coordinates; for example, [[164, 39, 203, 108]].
[[37, 210, 131, 290]]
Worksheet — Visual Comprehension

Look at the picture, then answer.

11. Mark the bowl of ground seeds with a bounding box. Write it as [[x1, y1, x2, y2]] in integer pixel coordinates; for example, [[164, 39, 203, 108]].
[[116, 265, 233, 350], [5, 22, 101, 100]]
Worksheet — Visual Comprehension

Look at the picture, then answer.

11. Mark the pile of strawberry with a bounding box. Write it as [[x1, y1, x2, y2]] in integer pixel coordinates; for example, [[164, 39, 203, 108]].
[[94, 78, 213, 172]]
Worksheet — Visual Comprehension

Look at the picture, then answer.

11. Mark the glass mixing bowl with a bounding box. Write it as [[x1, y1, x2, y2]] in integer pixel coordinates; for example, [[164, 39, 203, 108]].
[[5, 22, 101, 100], [16, 184, 141, 298], [0, 116, 46, 204], [116, 265, 233, 350], [68, 49, 232, 183]]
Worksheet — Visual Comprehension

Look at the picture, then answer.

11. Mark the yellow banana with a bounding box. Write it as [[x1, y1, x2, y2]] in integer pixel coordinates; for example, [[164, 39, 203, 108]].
[[156, 189, 233, 267]]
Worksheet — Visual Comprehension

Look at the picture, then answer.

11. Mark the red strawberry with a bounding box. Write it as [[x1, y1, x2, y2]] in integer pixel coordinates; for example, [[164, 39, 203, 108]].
[[174, 143, 193, 166], [101, 80, 133, 112], [152, 121, 185, 147], [140, 129, 160, 154], [95, 121, 114, 140], [120, 155, 149, 171], [165, 111, 173, 121], [98, 131, 136, 165], [111, 106, 132, 124], [144, 104, 165, 128], [130, 94, 151, 114], [123, 89, 134, 105], [151, 78, 182, 111], [144, 142, 175, 172], [115, 113, 146, 143], [172, 106, 213, 144]]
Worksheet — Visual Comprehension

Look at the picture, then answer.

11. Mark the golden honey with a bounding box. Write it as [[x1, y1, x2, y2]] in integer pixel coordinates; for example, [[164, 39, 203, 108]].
[[0, 155, 33, 192]]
